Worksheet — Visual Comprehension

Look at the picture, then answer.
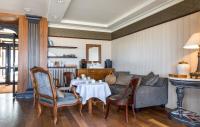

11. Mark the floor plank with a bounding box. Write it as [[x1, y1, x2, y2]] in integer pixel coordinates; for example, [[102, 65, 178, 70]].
[[0, 94, 186, 127]]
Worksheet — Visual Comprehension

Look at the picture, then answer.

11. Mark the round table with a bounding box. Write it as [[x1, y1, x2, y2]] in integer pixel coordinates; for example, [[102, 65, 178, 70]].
[[70, 79, 111, 113]]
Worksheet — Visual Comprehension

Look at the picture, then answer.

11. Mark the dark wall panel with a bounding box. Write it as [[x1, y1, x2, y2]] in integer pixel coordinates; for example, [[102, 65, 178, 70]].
[[48, 27, 112, 41]]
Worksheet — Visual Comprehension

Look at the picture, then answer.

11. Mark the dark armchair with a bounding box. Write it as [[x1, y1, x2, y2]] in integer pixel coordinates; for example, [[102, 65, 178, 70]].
[[105, 77, 141, 123]]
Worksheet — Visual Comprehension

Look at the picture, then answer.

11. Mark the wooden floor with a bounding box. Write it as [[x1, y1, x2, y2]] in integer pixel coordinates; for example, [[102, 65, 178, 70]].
[[0, 94, 185, 127]]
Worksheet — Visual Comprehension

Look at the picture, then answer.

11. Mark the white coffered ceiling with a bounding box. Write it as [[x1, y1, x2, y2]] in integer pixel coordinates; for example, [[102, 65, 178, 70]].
[[0, 0, 184, 32]]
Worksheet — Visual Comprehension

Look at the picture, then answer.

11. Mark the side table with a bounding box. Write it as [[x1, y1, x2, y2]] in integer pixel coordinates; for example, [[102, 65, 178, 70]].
[[169, 77, 200, 127]]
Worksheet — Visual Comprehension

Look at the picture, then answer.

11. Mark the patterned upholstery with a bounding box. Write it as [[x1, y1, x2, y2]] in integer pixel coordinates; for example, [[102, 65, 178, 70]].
[[35, 72, 54, 97], [40, 93, 78, 106]]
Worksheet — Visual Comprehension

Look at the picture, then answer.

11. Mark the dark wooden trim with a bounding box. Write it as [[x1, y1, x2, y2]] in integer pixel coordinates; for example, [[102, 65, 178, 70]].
[[47, 66, 77, 68], [48, 46, 77, 49], [39, 18, 48, 68], [112, 0, 200, 40], [0, 13, 19, 25], [48, 56, 77, 58], [18, 16, 28, 92], [48, 27, 112, 41]]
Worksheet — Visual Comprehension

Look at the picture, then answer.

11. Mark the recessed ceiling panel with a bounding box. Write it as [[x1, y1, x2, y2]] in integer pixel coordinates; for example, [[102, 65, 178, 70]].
[[63, 0, 149, 24]]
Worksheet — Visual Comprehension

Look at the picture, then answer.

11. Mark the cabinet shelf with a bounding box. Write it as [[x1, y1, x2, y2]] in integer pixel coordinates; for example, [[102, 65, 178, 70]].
[[48, 46, 77, 49], [48, 56, 77, 58]]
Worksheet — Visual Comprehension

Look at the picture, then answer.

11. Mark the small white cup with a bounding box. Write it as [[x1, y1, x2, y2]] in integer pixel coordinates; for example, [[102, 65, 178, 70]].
[[99, 80, 102, 83], [81, 74, 86, 79], [91, 79, 96, 84]]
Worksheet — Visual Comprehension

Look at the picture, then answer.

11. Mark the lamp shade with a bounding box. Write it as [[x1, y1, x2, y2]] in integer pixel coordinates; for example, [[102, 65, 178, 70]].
[[184, 33, 200, 49]]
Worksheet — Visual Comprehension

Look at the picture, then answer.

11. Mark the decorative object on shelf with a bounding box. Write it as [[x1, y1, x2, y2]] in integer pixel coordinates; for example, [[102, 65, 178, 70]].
[[88, 62, 103, 68], [48, 46, 77, 49], [80, 59, 87, 68], [54, 61, 60, 67], [62, 54, 77, 58], [177, 61, 190, 76], [48, 39, 54, 46], [169, 77, 200, 127], [105, 59, 112, 68], [184, 33, 200, 78], [48, 56, 77, 58]]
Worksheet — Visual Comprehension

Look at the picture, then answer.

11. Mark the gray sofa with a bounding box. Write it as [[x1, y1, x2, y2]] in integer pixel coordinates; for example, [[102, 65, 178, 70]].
[[109, 72, 168, 109]]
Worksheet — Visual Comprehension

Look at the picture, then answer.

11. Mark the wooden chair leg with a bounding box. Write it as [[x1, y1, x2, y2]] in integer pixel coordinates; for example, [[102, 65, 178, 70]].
[[79, 103, 83, 116], [102, 103, 105, 113], [37, 102, 42, 117], [53, 106, 58, 124], [132, 104, 136, 117], [117, 106, 121, 112], [105, 103, 110, 119], [33, 93, 35, 107], [125, 104, 129, 123]]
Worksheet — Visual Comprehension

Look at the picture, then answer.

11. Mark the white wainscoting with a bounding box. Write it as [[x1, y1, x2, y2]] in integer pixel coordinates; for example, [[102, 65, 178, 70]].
[[112, 12, 200, 113]]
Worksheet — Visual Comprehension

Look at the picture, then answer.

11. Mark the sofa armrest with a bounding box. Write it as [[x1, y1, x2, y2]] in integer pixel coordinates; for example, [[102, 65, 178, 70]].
[[135, 84, 168, 108]]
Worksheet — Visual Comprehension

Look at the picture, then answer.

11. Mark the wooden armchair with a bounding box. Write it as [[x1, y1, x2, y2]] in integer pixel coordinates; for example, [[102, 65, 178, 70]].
[[30, 67, 82, 124], [105, 77, 141, 123], [63, 72, 75, 87]]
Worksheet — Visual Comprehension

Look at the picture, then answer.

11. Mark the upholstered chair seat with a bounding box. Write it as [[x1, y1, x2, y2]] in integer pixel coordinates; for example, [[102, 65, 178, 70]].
[[39, 92, 79, 107]]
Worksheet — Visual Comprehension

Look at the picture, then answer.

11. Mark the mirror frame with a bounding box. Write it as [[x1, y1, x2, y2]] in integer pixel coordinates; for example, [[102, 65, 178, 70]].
[[86, 44, 101, 63]]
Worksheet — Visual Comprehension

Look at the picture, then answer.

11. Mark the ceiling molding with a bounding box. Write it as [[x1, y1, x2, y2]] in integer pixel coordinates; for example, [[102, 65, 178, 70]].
[[49, 0, 183, 32], [107, 0, 156, 28], [112, 0, 200, 40], [109, 0, 184, 31], [49, 23, 112, 33], [61, 20, 108, 28], [48, 0, 200, 41]]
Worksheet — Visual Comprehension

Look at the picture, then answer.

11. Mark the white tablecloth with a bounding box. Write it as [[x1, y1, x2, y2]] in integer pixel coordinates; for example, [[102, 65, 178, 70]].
[[70, 79, 111, 104]]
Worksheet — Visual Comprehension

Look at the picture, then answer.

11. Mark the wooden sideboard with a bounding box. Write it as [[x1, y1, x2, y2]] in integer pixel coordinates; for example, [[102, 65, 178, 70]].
[[76, 68, 115, 80]]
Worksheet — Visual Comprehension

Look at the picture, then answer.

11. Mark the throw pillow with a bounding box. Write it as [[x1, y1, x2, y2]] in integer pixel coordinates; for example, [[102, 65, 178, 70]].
[[143, 74, 159, 86], [105, 73, 117, 85], [141, 72, 155, 85], [115, 72, 132, 85]]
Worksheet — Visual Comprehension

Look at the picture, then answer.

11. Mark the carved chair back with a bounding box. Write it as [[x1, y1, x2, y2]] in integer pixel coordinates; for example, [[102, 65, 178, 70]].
[[30, 67, 57, 103]]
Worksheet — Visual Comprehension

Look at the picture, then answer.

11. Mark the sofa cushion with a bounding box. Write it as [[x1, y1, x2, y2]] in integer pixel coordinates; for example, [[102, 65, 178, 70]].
[[143, 74, 159, 86], [115, 72, 132, 85], [141, 72, 154, 83]]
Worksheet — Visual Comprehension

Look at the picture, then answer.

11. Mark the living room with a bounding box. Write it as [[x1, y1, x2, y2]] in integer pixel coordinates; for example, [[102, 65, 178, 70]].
[[0, 0, 200, 127]]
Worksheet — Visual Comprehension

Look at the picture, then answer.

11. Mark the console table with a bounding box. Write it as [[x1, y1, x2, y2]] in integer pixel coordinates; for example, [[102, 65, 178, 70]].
[[169, 77, 200, 127]]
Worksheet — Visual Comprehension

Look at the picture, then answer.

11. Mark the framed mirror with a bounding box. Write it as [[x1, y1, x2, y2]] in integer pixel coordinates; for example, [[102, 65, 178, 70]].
[[86, 44, 101, 63]]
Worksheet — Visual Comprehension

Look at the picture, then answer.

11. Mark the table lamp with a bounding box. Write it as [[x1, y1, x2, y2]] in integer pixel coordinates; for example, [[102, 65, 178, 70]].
[[184, 33, 200, 77]]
